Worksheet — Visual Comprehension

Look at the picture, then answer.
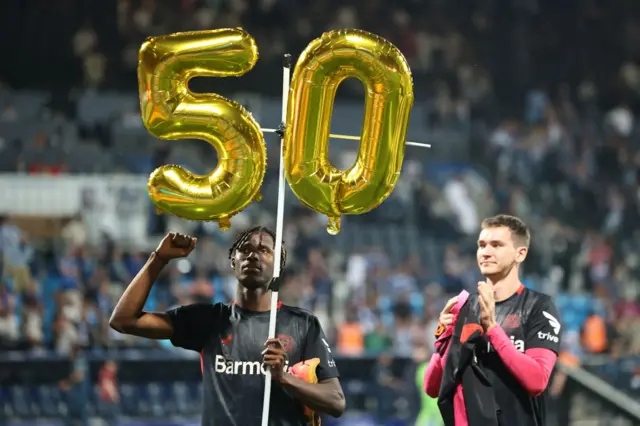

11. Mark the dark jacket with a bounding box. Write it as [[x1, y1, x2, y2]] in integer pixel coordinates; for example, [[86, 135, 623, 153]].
[[437, 294, 501, 426]]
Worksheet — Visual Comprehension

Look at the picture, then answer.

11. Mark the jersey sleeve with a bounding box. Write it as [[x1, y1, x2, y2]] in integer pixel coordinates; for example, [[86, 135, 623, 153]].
[[302, 316, 340, 381], [166, 303, 217, 352], [524, 296, 562, 354]]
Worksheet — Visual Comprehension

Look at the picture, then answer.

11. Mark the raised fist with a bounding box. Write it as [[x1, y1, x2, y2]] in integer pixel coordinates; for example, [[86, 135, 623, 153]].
[[155, 232, 197, 261]]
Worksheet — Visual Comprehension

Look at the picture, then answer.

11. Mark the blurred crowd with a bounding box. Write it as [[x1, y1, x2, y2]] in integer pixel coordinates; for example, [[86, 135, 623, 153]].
[[2, 0, 638, 113], [1, 0, 640, 417]]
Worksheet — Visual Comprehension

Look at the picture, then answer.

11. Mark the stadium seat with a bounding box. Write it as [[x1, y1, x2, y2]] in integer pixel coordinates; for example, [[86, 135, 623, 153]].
[[37, 385, 59, 417], [119, 383, 137, 415], [9, 386, 30, 418], [145, 382, 165, 417], [0, 386, 12, 419], [169, 382, 186, 415], [190, 382, 203, 414]]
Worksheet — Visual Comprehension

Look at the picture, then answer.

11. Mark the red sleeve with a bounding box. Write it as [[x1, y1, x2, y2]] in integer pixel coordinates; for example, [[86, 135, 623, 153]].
[[486, 325, 557, 396], [423, 352, 444, 398]]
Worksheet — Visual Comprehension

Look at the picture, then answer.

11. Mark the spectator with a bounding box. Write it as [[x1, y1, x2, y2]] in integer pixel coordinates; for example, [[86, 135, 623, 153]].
[[0, 281, 19, 349], [58, 344, 89, 426], [22, 282, 44, 351], [98, 360, 119, 424], [337, 307, 364, 356], [0, 217, 33, 293], [374, 352, 403, 422]]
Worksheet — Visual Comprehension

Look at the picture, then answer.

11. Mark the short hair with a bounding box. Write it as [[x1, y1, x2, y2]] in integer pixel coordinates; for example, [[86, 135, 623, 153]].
[[481, 214, 530, 248], [228, 226, 287, 271]]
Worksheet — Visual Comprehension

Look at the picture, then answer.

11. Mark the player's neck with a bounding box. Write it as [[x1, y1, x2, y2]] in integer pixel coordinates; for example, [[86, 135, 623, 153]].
[[235, 286, 272, 311], [486, 269, 522, 302]]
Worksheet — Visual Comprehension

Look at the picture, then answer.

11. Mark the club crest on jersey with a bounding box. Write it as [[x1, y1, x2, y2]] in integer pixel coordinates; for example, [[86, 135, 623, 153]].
[[277, 333, 295, 353], [503, 314, 520, 329]]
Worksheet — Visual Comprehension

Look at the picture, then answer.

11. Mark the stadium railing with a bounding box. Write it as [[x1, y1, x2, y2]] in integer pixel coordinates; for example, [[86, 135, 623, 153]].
[[556, 362, 640, 426], [3, 351, 640, 426]]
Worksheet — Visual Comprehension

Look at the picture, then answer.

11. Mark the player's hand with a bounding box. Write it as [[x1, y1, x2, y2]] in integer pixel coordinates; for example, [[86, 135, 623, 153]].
[[263, 338, 288, 383], [155, 232, 197, 261], [478, 281, 497, 332], [439, 296, 459, 327]]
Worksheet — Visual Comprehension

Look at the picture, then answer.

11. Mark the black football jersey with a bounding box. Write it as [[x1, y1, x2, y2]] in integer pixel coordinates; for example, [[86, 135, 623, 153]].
[[473, 285, 562, 426], [166, 302, 339, 426]]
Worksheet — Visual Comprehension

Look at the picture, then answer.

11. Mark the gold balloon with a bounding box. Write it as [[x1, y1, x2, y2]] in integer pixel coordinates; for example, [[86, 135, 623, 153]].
[[138, 28, 266, 230], [284, 29, 414, 235]]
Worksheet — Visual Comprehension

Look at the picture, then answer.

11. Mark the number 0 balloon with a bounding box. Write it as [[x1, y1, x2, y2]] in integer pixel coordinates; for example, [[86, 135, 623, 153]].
[[284, 29, 414, 234], [138, 28, 266, 231]]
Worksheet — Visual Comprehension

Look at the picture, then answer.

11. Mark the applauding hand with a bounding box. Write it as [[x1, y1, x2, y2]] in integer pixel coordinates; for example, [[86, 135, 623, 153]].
[[478, 281, 497, 332]]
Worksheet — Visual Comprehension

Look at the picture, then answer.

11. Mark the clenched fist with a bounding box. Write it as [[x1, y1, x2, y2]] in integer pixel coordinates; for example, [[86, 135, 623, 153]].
[[155, 232, 197, 262]]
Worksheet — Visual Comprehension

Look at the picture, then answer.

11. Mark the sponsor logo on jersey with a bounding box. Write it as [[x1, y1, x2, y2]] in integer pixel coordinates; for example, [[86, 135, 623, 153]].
[[538, 331, 559, 343], [542, 311, 561, 335], [487, 335, 525, 353], [509, 335, 525, 352], [214, 355, 289, 376], [321, 338, 336, 368]]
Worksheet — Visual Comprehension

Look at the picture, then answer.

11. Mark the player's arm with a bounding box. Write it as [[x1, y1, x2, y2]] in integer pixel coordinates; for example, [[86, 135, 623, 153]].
[[423, 294, 461, 397], [109, 232, 196, 339], [423, 320, 450, 398], [280, 375, 345, 418], [486, 296, 561, 396], [109, 251, 173, 338], [423, 352, 444, 398], [279, 317, 345, 418]]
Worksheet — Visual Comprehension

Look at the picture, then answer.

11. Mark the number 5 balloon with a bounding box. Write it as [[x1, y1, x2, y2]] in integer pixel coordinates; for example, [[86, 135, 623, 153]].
[[138, 28, 266, 231]]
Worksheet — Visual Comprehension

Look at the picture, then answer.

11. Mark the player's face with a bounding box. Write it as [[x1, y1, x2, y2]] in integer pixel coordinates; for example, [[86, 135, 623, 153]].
[[232, 231, 275, 290], [477, 226, 527, 277]]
